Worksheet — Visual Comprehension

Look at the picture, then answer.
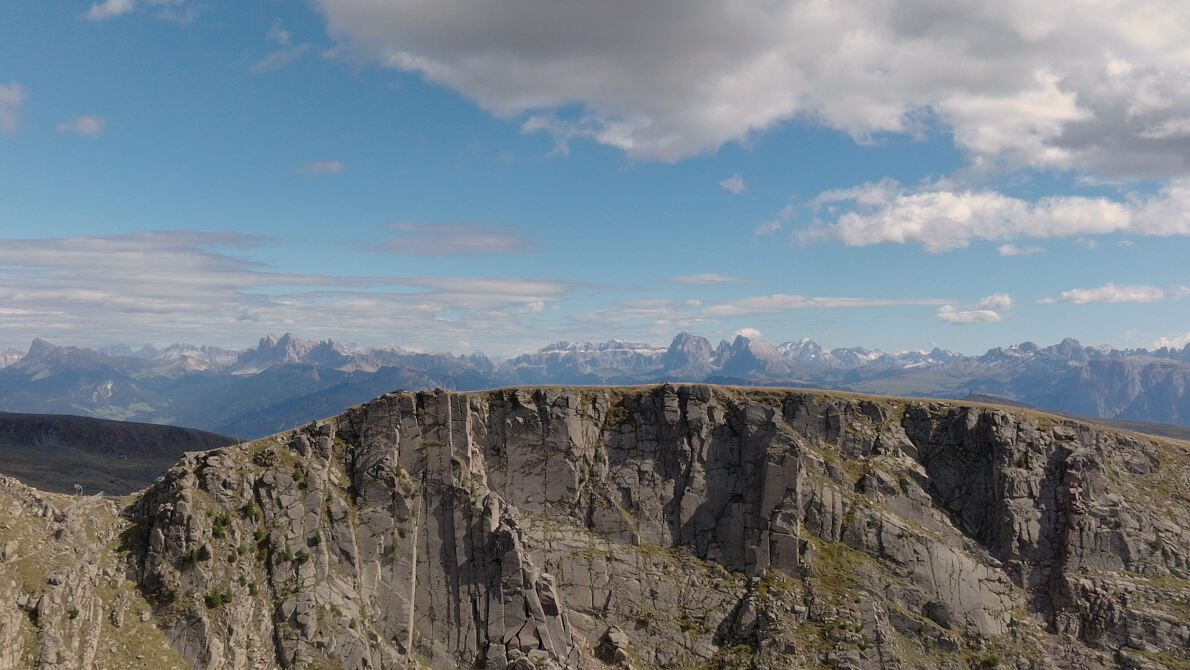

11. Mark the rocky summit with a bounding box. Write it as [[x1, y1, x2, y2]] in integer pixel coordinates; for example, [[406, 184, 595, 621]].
[[1, 384, 1188, 669]]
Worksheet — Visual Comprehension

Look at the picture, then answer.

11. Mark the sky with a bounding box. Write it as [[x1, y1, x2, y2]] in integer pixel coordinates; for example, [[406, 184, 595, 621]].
[[2, 0, 1190, 357]]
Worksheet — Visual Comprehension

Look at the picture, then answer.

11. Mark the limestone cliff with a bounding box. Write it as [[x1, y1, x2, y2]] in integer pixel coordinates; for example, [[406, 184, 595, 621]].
[[2, 385, 1188, 669]]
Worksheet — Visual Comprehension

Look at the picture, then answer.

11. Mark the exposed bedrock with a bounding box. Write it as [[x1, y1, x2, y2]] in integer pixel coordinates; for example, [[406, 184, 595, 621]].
[[55, 384, 1189, 669]]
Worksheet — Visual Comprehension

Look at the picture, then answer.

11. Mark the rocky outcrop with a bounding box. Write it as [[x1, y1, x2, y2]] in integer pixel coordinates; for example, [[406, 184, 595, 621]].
[[0, 474, 187, 669], [3, 384, 1189, 669]]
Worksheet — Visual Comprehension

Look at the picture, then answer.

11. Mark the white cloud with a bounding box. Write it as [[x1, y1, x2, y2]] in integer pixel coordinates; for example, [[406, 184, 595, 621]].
[[574, 292, 946, 328], [719, 174, 747, 194], [86, 0, 196, 22], [56, 115, 107, 136], [936, 305, 1003, 324], [297, 160, 344, 174], [0, 231, 574, 355], [254, 25, 311, 73], [381, 222, 536, 255], [997, 243, 1044, 256], [0, 83, 25, 133], [313, 0, 1190, 175], [734, 327, 763, 339], [753, 220, 782, 236], [754, 202, 795, 236], [1058, 282, 1168, 304], [268, 24, 293, 46], [701, 294, 947, 318], [805, 178, 1190, 251], [86, 0, 134, 20], [669, 273, 747, 285], [935, 292, 1013, 324], [252, 45, 311, 73], [1152, 332, 1190, 350], [976, 293, 1014, 311]]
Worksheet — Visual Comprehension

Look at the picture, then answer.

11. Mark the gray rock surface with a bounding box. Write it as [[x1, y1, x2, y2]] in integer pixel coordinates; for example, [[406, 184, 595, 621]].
[[2, 384, 1189, 669]]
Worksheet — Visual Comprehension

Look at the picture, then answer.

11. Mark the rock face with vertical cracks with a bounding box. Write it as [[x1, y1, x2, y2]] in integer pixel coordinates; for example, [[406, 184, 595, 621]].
[[3, 384, 1189, 669]]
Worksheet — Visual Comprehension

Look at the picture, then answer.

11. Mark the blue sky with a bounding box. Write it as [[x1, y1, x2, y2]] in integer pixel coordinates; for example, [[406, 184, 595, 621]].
[[2, 1, 1190, 356]]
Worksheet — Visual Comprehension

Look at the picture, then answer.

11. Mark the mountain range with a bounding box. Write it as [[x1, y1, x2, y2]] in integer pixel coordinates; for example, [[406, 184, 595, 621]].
[[2, 332, 1190, 437]]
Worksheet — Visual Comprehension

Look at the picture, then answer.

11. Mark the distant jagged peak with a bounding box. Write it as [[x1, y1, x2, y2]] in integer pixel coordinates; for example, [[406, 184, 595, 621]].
[[26, 337, 62, 357], [233, 332, 325, 374], [20, 338, 108, 365], [250, 332, 341, 358], [728, 333, 782, 356], [660, 332, 714, 378], [665, 331, 712, 356], [537, 338, 664, 354]]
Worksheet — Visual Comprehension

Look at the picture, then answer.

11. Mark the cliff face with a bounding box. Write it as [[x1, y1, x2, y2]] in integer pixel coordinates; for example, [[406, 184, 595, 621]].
[[2, 385, 1189, 670]]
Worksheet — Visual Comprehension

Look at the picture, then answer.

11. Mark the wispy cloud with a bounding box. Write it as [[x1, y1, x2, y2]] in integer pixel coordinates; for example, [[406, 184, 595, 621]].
[[0, 82, 25, 133], [84, 0, 198, 24], [669, 273, 747, 285], [380, 222, 536, 255], [935, 292, 1013, 325], [997, 244, 1044, 256], [1057, 282, 1183, 304], [85, 0, 134, 21], [701, 294, 946, 318], [936, 305, 1002, 324], [0, 231, 573, 353], [753, 220, 782, 236], [571, 290, 945, 330], [719, 173, 746, 194], [57, 115, 107, 136], [297, 160, 344, 175], [754, 203, 794, 237], [252, 23, 312, 72], [252, 44, 311, 73]]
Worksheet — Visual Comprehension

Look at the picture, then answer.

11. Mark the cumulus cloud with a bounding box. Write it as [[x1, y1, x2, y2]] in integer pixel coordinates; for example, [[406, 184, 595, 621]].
[[734, 327, 763, 339], [669, 273, 747, 285], [976, 293, 1014, 311], [1058, 282, 1171, 304], [719, 174, 747, 194], [297, 160, 344, 174], [804, 178, 1190, 251], [0, 83, 25, 133], [313, 0, 1190, 174], [380, 222, 536, 255], [86, 0, 134, 20], [57, 115, 107, 136], [936, 292, 1013, 324], [0, 231, 573, 354]]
